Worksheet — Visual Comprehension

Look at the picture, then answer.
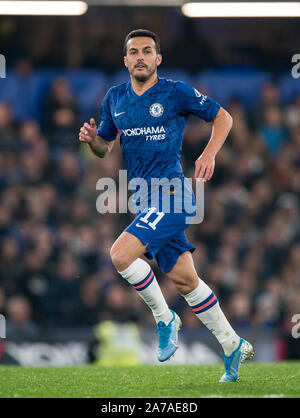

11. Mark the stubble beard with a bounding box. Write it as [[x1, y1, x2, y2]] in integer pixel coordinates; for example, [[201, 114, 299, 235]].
[[131, 66, 156, 83]]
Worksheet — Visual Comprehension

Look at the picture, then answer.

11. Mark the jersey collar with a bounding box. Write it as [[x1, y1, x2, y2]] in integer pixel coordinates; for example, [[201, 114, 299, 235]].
[[128, 76, 163, 98]]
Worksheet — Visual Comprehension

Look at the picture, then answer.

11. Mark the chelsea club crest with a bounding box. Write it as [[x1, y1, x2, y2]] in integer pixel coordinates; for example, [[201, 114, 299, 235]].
[[149, 103, 164, 117]]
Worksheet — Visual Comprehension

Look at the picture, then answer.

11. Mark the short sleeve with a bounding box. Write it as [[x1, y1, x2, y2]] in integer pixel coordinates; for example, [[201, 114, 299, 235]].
[[97, 89, 118, 141], [175, 81, 220, 122]]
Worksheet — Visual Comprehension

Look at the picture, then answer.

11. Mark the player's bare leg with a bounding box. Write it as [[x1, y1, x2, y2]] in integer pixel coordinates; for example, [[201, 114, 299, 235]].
[[110, 232, 171, 325], [166, 250, 240, 354], [110, 231, 147, 272], [165, 250, 199, 295], [110, 231, 181, 361], [167, 251, 254, 380]]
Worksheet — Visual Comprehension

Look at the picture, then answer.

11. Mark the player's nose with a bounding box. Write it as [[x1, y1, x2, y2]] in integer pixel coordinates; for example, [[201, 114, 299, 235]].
[[136, 59, 146, 68]]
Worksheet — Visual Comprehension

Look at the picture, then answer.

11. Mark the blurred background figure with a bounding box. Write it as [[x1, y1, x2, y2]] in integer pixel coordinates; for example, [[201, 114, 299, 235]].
[[6, 295, 39, 339], [43, 78, 80, 153]]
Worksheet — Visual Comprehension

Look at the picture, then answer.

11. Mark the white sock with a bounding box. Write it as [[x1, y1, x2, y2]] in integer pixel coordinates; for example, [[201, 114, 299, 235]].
[[183, 278, 240, 356], [118, 258, 173, 325]]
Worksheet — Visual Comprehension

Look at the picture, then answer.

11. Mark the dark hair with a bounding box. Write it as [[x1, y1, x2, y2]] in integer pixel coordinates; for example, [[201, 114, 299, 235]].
[[123, 29, 161, 55]]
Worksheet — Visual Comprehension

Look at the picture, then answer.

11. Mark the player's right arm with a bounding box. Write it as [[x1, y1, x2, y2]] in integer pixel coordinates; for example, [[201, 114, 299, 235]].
[[79, 88, 118, 158], [79, 118, 115, 158]]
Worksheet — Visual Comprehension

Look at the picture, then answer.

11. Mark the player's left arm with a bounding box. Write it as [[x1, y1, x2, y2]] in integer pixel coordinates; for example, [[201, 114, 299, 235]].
[[194, 107, 233, 181]]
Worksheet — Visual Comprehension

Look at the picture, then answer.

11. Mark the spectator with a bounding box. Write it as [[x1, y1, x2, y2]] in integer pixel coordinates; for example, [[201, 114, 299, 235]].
[[251, 82, 282, 127], [0, 103, 18, 153], [0, 236, 23, 296], [42, 78, 79, 153], [285, 94, 300, 130], [259, 106, 287, 155], [73, 275, 102, 326], [226, 292, 252, 328], [6, 295, 39, 339], [43, 77, 78, 131]]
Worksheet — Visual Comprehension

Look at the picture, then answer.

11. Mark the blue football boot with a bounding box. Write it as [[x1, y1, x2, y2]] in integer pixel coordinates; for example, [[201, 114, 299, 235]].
[[157, 310, 182, 362], [219, 338, 254, 382]]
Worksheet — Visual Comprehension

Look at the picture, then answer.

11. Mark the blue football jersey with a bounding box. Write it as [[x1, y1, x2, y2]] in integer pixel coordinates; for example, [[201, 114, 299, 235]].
[[97, 77, 220, 212]]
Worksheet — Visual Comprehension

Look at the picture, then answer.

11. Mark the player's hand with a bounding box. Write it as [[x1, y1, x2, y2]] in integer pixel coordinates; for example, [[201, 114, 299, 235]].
[[194, 152, 215, 182], [79, 118, 97, 144]]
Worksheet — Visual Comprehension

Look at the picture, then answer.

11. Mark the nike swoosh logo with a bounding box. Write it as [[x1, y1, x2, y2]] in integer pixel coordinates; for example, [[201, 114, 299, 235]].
[[136, 223, 149, 229], [114, 111, 126, 117]]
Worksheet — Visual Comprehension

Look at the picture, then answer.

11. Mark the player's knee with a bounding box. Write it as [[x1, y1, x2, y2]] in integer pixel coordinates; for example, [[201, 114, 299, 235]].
[[168, 273, 198, 295], [110, 252, 127, 272], [110, 245, 133, 272], [110, 246, 125, 271], [176, 282, 194, 295]]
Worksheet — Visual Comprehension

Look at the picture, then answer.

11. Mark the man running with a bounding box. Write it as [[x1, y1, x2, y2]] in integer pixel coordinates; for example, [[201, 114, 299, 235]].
[[79, 29, 253, 382]]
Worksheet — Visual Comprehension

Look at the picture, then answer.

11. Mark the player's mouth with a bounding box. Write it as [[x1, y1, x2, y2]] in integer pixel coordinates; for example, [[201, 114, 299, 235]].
[[135, 63, 147, 70]]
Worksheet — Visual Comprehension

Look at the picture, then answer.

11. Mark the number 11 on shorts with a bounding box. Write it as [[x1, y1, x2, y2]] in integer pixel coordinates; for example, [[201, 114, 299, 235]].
[[140, 207, 165, 230]]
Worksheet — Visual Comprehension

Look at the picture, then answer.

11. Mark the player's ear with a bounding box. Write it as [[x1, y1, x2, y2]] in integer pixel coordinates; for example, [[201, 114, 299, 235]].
[[124, 56, 128, 68], [156, 54, 162, 67]]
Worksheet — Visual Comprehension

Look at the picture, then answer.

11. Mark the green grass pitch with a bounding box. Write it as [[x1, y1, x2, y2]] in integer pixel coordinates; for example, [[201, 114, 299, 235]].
[[0, 362, 299, 398]]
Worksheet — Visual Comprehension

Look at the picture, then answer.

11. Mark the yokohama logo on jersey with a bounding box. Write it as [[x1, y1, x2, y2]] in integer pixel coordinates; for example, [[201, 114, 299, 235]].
[[122, 126, 165, 137]]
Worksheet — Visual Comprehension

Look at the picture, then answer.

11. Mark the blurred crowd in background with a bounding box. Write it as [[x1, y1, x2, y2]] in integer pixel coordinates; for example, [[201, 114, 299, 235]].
[[0, 9, 300, 361], [0, 69, 299, 349]]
